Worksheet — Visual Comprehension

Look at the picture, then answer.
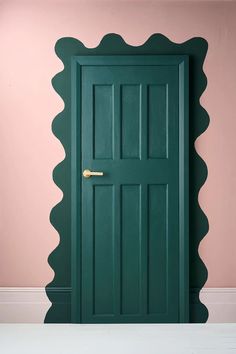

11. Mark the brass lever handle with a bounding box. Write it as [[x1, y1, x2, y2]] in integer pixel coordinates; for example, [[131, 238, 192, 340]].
[[83, 169, 104, 178]]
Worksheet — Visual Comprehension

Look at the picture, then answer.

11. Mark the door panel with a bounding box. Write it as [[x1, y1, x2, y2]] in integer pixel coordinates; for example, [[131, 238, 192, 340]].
[[121, 85, 141, 159], [80, 56, 188, 323], [121, 184, 141, 315], [93, 185, 114, 315], [93, 85, 114, 160], [148, 84, 168, 159], [148, 184, 167, 314]]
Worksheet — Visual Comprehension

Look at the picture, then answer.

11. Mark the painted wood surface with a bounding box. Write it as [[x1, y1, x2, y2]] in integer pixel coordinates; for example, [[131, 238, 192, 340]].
[[46, 34, 209, 323], [79, 56, 188, 323]]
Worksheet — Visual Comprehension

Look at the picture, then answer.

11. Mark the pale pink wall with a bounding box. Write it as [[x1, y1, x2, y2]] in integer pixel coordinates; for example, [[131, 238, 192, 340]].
[[0, 0, 236, 287]]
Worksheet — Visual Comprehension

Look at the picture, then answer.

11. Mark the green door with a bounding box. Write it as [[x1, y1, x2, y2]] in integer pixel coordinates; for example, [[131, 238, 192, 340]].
[[78, 55, 188, 323]]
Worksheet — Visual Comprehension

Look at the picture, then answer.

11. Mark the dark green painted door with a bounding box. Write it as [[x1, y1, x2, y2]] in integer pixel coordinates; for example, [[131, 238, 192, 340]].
[[80, 56, 188, 323]]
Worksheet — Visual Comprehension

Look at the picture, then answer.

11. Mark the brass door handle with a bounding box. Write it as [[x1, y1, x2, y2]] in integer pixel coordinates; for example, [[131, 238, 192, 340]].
[[83, 169, 104, 178]]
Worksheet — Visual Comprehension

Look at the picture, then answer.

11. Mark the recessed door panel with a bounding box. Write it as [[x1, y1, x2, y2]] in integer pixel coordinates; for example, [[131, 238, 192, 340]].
[[148, 85, 168, 159], [148, 184, 168, 314], [93, 85, 114, 160], [121, 85, 141, 159], [80, 56, 188, 323], [121, 184, 141, 315], [93, 185, 114, 315]]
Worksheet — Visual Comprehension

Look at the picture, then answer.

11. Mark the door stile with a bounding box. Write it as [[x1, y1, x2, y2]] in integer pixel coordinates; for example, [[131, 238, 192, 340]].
[[113, 84, 121, 317]]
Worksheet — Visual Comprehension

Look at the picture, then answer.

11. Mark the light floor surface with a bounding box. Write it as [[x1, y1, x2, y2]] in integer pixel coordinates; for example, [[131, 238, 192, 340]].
[[0, 324, 236, 354]]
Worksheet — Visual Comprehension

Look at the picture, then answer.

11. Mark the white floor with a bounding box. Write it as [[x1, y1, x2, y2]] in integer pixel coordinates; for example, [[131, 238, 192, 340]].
[[0, 324, 236, 354]]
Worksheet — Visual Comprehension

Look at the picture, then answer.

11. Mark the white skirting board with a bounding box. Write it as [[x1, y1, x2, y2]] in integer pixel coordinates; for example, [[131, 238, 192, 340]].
[[0, 287, 235, 323], [0, 288, 51, 323], [200, 288, 236, 323]]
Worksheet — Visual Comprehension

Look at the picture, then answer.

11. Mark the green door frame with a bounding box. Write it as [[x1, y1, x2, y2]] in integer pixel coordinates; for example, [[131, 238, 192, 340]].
[[45, 34, 209, 324]]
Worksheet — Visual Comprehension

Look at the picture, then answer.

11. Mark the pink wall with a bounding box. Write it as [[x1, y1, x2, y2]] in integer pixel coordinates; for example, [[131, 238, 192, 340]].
[[0, 0, 236, 288]]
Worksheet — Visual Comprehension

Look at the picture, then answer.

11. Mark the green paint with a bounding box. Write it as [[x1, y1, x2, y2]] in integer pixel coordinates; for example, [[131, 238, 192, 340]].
[[45, 34, 209, 324], [80, 55, 188, 323]]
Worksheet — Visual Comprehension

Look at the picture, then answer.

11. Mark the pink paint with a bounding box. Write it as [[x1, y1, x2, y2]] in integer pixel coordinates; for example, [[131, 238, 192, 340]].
[[0, 0, 236, 287]]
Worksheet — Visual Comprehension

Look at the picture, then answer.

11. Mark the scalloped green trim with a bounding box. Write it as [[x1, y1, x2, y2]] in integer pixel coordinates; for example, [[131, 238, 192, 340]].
[[45, 33, 209, 323]]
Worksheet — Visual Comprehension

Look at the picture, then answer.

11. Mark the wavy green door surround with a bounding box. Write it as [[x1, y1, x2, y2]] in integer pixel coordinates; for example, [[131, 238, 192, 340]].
[[45, 34, 209, 324], [80, 56, 188, 323]]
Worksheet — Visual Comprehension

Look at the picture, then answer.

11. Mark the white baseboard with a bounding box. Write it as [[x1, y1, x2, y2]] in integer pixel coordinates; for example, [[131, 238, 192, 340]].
[[0, 287, 235, 323], [0, 287, 51, 323], [200, 288, 236, 323]]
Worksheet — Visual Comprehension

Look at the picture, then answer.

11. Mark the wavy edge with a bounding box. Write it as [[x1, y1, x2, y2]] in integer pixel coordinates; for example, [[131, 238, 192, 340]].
[[45, 33, 209, 323]]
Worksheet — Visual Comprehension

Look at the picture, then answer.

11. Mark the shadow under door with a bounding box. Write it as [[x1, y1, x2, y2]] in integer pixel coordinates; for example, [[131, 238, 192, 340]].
[[73, 55, 189, 323]]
